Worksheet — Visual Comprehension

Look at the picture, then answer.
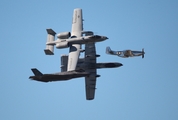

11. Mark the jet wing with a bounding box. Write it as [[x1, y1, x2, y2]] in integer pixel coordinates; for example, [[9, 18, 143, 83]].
[[67, 44, 80, 71], [71, 8, 83, 37], [67, 8, 83, 71], [85, 42, 97, 100]]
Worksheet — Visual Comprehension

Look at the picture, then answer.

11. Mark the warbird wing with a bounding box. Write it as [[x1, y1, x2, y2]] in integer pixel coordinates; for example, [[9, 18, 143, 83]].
[[67, 8, 83, 71], [85, 42, 97, 100]]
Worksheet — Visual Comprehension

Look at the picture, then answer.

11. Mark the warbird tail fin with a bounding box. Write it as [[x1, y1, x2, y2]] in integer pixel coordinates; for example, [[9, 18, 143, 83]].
[[44, 29, 56, 55], [106, 46, 112, 54]]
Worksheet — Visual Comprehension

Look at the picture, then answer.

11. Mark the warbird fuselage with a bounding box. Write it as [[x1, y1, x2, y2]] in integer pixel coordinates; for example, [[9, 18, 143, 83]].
[[106, 46, 145, 58]]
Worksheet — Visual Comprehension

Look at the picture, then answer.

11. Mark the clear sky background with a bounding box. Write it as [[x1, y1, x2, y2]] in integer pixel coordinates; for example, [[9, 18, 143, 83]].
[[1, 0, 178, 120]]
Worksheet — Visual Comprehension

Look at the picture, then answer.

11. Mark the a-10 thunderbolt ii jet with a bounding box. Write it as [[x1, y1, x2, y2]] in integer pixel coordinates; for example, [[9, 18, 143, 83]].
[[29, 8, 123, 100], [106, 46, 145, 58]]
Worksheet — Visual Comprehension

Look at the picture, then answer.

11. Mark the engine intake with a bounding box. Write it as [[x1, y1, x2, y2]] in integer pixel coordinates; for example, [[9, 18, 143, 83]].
[[57, 32, 71, 39]]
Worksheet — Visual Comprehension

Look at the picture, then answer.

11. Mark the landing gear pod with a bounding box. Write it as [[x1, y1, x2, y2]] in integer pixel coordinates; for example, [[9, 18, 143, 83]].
[[61, 55, 68, 72], [44, 29, 56, 55]]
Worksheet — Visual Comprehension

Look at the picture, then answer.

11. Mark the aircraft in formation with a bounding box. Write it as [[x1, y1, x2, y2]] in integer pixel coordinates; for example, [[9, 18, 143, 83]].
[[106, 47, 145, 58], [29, 8, 145, 100], [29, 8, 123, 100]]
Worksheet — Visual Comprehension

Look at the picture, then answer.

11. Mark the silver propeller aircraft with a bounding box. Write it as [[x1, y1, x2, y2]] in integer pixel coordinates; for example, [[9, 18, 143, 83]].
[[29, 8, 122, 100], [106, 46, 145, 58]]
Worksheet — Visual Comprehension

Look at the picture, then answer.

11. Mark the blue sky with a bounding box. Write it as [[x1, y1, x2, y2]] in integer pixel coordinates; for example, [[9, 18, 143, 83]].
[[1, 0, 178, 120]]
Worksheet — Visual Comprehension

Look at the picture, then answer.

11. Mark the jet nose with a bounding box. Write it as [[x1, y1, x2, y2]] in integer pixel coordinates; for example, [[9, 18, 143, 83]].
[[103, 36, 108, 40], [116, 63, 123, 67], [119, 63, 123, 66]]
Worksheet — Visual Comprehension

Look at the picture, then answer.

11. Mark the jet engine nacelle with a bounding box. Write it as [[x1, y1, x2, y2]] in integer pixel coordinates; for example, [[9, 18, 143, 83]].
[[57, 32, 71, 39], [56, 41, 69, 49]]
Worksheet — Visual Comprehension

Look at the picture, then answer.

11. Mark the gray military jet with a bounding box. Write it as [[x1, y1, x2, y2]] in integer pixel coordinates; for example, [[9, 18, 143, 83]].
[[29, 68, 89, 82], [106, 46, 145, 58]]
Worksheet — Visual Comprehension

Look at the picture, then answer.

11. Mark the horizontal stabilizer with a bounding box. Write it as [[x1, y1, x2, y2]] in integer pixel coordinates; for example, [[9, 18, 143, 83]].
[[31, 68, 43, 76], [44, 29, 56, 55]]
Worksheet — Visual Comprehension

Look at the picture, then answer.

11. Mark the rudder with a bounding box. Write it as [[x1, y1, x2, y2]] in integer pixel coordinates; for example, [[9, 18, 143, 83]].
[[106, 46, 112, 54], [31, 68, 43, 76]]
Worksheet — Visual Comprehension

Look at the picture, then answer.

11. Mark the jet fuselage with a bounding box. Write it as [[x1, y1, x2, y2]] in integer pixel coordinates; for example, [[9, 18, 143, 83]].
[[29, 71, 89, 82], [46, 35, 108, 49]]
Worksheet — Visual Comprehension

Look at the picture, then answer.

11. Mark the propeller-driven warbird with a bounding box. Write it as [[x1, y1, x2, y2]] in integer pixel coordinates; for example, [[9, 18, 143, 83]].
[[29, 8, 123, 100], [106, 46, 145, 58]]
